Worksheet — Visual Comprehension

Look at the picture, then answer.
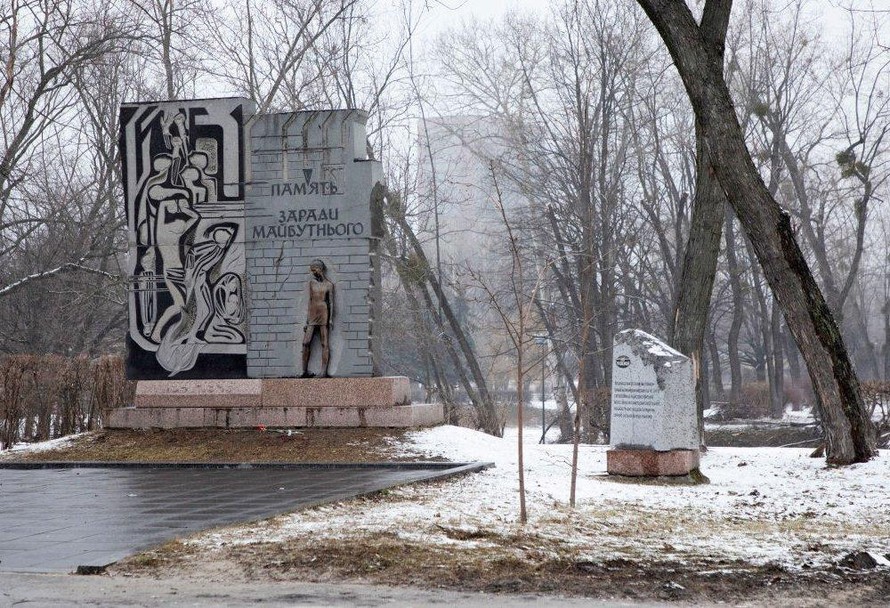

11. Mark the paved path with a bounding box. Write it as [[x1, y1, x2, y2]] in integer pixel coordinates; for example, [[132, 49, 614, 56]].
[[0, 572, 656, 607], [0, 462, 485, 573]]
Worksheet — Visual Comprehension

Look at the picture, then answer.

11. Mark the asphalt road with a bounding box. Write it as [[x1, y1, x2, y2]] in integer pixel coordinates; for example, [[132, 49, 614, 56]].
[[0, 572, 654, 607]]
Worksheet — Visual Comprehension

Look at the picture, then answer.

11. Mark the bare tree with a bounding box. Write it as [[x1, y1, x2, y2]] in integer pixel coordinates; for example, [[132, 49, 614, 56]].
[[0, 0, 137, 353], [377, 184, 502, 435], [0, 0, 133, 252], [432, 2, 656, 444], [666, 0, 730, 437], [635, 0, 876, 464], [466, 166, 552, 523], [203, 0, 359, 113], [127, 0, 205, 99]]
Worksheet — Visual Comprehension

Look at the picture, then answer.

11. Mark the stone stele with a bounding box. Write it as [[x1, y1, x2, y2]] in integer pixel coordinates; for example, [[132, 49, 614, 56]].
[[606, 329, 700, 476]]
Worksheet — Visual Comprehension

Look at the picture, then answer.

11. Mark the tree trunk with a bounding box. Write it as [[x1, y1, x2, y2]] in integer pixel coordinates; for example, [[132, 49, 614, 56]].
[[555, 382, 573, 442], [669, 119, 724, 435], [534, 296, 580, 406], [724, 210, 744, 406], [516, 342, 527, 524], [700, 343, 710, 441], [746, 250, 778, 413], [771, 300, 785, 418], [883, 298, 890, 381], [785, 324, 802, 385], [667, 0, 729, 447], [708, 333, 725, 402], [571, 268, 596, 505], [390, 218, 500, 435], [636, 0, 877, 464], [161, 0, 176, 99], [427, 349, 458, 425], [847, 296, 881, 381], [376, 187, 500, 434]]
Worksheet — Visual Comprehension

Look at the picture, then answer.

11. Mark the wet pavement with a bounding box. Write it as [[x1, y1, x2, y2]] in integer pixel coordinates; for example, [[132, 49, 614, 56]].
[[0, 462, 487, 573]]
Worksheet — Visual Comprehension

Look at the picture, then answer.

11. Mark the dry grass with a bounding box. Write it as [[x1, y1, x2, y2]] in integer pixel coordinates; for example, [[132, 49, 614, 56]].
[[112, 523, 890, 605], [0, 428, 432, 463]]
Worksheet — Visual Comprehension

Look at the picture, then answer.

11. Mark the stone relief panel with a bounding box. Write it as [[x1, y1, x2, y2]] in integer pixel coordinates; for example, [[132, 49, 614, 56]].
[[121, 98, 255, 379]]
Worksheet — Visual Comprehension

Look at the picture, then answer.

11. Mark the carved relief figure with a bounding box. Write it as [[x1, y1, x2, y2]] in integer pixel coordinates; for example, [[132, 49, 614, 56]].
[[122, 100, 249, 378], [300, 259, 335, 378]]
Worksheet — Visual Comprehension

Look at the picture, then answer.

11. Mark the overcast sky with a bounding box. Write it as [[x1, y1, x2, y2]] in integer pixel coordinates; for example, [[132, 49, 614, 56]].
[[414, 0, 889, 47]]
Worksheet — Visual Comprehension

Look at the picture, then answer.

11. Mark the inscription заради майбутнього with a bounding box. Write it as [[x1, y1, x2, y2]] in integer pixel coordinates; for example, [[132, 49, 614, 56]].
[[251, 206, 365, 240]]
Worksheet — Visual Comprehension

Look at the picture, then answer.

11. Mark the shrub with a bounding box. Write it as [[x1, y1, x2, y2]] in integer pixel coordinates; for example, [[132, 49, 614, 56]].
[[861, 381, 890, 447], [723, 381, 771, 419], [0, 354, 134, 449]]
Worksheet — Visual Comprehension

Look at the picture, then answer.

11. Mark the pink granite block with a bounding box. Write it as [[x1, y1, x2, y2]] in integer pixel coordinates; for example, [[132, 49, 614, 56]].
[[411, 403, 445, 427], [261, 377, 410, 408], [303, 407, 362, 427], [107, 407, 207, 428], [174, 407, 208, 427], [248, 408, 286, 427], [203, 409, 229, 427], [106, 402, 443, 429], [258, 407, 301, 427], [226, 408, 259, 427], [135, 379, 263, 408], [363, 403, 444, 427], [606, 449, 699, 476], [283, 407, 307, 426], [106, 407, 156, 428], [224, 407, 307, 428], [105, 407, 141, 428], [156, 408, 201, 428]]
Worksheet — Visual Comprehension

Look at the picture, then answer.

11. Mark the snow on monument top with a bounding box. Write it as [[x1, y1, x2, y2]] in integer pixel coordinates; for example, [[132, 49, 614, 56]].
[[615, 329, 687, 365]]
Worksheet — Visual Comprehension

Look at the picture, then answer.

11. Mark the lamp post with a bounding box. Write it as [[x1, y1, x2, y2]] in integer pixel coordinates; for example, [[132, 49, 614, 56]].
[[533, 335, 548, 442]]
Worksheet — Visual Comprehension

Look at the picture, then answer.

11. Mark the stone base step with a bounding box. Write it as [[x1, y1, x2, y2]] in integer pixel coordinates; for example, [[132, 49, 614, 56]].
[[106, 403, 443, 429]]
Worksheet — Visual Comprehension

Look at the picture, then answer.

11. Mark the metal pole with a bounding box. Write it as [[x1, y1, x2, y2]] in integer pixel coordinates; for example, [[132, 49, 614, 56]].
[[541, 355, 546, 442], [534, 335, 548, 444]]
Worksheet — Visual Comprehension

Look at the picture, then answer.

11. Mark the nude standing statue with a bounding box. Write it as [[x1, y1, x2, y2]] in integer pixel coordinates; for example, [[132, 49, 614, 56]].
[[300, 259, 334, 378]]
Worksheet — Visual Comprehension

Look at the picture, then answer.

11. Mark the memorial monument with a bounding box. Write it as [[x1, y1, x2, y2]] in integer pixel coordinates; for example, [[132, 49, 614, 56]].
[[606, 329, 701, 477], [108, 97, 442, 428]]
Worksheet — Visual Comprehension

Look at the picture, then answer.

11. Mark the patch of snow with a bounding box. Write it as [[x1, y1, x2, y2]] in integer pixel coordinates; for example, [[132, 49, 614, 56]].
[[782, 406, 815, 424], [870, 552, 890, 567], [701, 404, 816, 425], [189, 425, 890, 572], [702, 407, 720, 420], [525, 397, 565, 412], [2, 433, 89, 456]]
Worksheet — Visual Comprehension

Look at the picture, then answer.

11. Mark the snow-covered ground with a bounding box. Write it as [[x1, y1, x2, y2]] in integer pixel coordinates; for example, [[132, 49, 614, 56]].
[[192, 425, 890, 571]]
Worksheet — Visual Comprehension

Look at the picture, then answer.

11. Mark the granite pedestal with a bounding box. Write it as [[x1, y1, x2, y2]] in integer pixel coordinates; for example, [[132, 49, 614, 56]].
[[106, 377, 443, 429], [606, 448, 700, 476]]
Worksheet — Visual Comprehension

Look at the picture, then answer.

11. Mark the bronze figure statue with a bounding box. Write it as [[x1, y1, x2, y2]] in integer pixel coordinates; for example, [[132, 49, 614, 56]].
[[300, 259, 334, 378]]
